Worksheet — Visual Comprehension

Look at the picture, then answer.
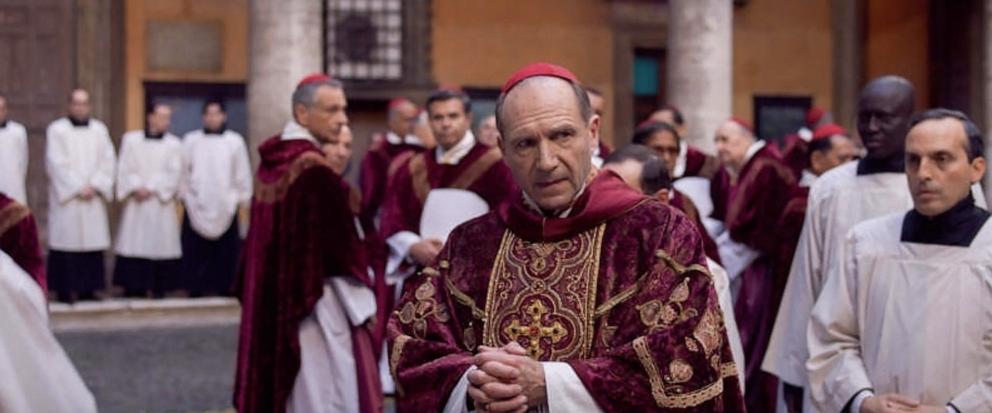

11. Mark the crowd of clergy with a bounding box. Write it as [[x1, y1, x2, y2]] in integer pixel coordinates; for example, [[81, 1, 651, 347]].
[[1, 61, 990, 413]]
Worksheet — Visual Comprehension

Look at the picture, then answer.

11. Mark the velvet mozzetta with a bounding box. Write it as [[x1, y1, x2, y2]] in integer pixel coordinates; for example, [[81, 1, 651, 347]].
[[388, 171, 744, 412]]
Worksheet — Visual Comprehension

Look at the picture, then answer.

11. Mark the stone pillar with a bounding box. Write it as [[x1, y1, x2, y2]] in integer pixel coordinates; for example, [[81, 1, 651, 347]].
[[666, 0, 732, 154], [247, 0, 323, 166], [831, 0, 865, 132]]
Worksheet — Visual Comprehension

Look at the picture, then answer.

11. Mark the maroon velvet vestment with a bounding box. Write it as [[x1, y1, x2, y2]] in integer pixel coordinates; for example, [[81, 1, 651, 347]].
[[0, 192, 46, 291], [780, 134, 810, 182], [771, 186, 809, 326], [234, 136, 383, 413], [378, 142, 516, 241], [387, 171, 744, 413], [359, 132, 427, 224], [723, 144, 796, 413], [683, 145, 720, 179], [670, 190, 721, 265]]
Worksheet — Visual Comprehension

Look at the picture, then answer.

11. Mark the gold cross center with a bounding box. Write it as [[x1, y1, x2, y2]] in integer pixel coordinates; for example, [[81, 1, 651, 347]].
[[504, 300, 568, 358]]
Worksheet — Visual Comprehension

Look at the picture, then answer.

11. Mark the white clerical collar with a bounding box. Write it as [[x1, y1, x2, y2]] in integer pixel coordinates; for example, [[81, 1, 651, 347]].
[[386, 131, 425, 147], [280, 120, 319, 146], [799, 169, 817, 187], [435, 130, 476, 165], [673, 140, 689, 178], [742, 139, 766, 167]]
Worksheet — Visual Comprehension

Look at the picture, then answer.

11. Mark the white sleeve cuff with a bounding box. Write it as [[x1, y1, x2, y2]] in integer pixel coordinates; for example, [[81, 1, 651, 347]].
[[386, 231, 422, 283], [543, 362, 602, 413], [328, 277, 377, 326], [849, 389, 874, 413], [442, 367, 474, 413]]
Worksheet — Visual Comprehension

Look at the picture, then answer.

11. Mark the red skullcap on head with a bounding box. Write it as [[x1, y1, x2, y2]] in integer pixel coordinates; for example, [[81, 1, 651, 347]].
[[812, 123, 848, 141], [729, 116, 754, 134], [388, 97, 414, 110], [501, 62, 580, 94], [297, 72, 333, 88], [806, 107, 826, 126]]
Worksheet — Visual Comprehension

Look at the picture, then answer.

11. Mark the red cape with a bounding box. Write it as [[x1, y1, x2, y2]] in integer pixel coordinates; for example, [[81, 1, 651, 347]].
[[358, 133, 426, 223], [234, 136, 382, 413], [0, 193, 45, 291]]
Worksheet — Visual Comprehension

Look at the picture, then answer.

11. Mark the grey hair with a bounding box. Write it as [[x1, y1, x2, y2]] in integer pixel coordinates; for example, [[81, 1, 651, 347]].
[[494, 76, 593, 136], [291, 78, 343, 118]]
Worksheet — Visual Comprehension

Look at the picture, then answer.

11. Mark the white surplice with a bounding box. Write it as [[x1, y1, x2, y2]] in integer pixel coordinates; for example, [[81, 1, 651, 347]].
[[180, 129, 253, 239], [0, 250, 97, 413], [45, 117, 116, 251], [807, 213, 992, 412], [114, 130, 183, 259], [0, 120, 29, 204], [762, 161, 987, 390]]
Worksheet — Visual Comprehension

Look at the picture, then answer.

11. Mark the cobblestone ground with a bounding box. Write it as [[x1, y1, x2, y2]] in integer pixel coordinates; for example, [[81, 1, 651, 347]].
[[55, 324, 397, 413]]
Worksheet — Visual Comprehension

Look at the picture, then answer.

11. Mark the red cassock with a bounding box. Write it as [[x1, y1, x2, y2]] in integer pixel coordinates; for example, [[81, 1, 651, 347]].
[[683, 145, 721, 179], [0, 192, 46, 291], [670, 189, 721, 265], [721, 144, 796, 413], [388, 171, 745, 412], [780, 133, 810, 182], [233, 137, 385, 413], [378, 142, 516, 241], [772, 185, 809, 321], [358, 133, 427, 224]]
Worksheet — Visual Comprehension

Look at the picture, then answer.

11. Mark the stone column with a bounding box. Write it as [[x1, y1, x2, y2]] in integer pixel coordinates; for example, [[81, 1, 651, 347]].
[[831, 0, 865, 132], [247, 0, 323, 166], [666, 0, 732, 154]]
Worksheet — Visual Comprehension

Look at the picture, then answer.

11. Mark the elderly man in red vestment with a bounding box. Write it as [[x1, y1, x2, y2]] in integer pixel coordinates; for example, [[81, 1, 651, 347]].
[[709, 117, 795, 413], [0, 192, 45, 291], [387, 63, 744, 413], [234, 74, 384, 413], [359, 97, 428, 225]]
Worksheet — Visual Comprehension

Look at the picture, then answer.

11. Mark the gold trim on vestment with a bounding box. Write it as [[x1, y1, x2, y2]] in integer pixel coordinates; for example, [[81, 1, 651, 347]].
[[655, 249, 712, 278], [0, 201, 30, 239], [253, 151, 333, 203], [390, 334, 411, 397], [481, 225, 605, 360], [409, 153, 430, 203], [634, 335, 726, 408], [449, 147, 503, 189], [595, 247, 710, 320], [387, 150, 416, 181], [445, 276, 486, 320]]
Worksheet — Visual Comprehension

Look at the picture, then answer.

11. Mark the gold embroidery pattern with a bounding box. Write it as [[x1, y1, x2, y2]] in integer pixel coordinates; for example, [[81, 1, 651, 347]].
[[397, 280, 450, 338], [482, 226, 605, 361], [0, 201, 30, 238], [667, 359, 694, 384], [254, 151, 332, 203], [693, 306, 723, 357], [390, 334, 411, 396], [634, 335, 726, 408], [595, 245, 710, 320], [463, 324, 477, 351], [721, 362, 738, 378], [637, 278, 698, 333], [655, 249, 712, 278], [445, 276, 486, 320]]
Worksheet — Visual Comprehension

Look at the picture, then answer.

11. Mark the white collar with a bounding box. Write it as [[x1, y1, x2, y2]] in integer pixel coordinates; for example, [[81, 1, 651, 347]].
[[435, 130, 476, 165], [673, 140, 689, 178], [742, 139, 766, 167], [280, 120, 319, 146], [799, 169, 818, 187], [386, 131, 425, 147]]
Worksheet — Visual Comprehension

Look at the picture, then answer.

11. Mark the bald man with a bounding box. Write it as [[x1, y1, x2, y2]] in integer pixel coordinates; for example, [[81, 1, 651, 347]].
[[359, 97, 428, 224]]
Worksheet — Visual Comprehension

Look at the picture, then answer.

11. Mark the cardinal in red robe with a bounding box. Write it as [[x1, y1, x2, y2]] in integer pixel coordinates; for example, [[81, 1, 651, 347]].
[[712, 117, 796, 413], [388, 63, 743, 413], [234, 74, 383, 413], [359, 97, 428, 225], [0, 192, 45, 291]]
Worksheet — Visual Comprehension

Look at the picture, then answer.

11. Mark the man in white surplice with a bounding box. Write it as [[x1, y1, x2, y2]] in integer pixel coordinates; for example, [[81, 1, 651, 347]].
[[45, 88, 116, 303], [762, 77, 987, 411], [808, 109, 992, 413], [0, 95, 29, 205], [180, 101, 252, 296], [0, 249, 96, 413], [113, 103, 184, 297]]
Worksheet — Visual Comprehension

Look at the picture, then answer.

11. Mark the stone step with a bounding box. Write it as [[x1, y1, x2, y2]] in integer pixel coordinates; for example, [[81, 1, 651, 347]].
[[49, 297, 241, 333]]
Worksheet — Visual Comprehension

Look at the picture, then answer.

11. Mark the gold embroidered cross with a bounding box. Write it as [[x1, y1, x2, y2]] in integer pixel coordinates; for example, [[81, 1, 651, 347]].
[[504, 300, 568, 358]]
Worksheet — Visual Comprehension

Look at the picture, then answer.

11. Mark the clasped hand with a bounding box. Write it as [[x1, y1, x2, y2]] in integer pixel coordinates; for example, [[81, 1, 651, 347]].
[[467, 342, 546, 413]]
